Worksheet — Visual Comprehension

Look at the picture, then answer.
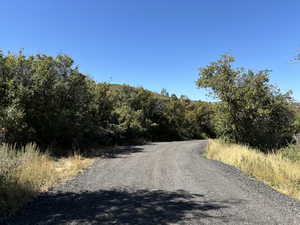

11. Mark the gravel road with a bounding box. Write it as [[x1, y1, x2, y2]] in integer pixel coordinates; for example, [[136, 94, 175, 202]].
[[5, 140, 300, 225]]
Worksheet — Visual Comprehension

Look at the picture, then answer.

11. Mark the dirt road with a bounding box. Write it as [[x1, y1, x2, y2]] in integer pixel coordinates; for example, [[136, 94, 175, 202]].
[[6, 140, 300, 225]]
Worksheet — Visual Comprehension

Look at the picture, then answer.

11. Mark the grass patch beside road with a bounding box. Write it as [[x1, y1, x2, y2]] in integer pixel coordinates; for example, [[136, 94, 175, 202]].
[[205, 140, 300, 200], [0, 143, 93, 217]]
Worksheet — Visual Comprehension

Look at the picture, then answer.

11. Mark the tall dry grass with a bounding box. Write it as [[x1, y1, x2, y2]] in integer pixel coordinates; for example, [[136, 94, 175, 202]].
[[206, 140, 300, 200], [0, 144, 93, 216]]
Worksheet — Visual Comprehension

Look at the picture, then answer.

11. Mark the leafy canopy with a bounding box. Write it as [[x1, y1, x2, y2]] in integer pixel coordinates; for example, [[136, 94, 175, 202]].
[[197, 55, 295, 150]]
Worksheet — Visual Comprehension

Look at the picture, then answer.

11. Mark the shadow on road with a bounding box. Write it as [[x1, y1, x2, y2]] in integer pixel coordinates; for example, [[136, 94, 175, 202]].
[[98, 145, 145, 158], [6, 189, 244, 225], [84, 145, 146, 158]]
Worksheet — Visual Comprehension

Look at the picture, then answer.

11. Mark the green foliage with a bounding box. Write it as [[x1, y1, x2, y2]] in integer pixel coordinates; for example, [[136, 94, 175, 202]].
[[292, 104, 300, 133], [0, 50, 215, 154], [0, 51, 113, 153], [3, 51, 295, 153], [109, 85, 216, 142], [197, 55, 295, 151], [279, 144, 300, 162]]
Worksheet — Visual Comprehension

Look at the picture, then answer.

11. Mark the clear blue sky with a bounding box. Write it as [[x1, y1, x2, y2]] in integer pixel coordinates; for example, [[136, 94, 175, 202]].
[[1, 0, 299, 101]]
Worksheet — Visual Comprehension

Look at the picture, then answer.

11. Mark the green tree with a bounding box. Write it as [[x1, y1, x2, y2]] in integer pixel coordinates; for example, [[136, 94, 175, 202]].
[[197, 55, 295, 150], [0, 51, 113, 152], [0, 49, 215, 153]]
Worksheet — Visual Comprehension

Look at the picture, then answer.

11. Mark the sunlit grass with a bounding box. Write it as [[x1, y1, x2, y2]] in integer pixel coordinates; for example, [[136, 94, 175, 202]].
[[206, 140, 300, 200], [0, 144, 93, 216]]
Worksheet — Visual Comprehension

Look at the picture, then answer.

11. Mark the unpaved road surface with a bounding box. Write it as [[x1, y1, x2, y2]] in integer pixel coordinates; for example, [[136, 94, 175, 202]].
[[5, 140, 300, 225]]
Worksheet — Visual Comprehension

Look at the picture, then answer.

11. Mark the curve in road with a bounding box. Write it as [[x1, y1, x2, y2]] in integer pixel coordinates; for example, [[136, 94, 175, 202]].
[[5, 140, 300, 225]]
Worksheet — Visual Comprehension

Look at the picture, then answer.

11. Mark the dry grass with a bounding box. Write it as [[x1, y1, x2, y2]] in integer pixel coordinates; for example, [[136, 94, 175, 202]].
[[0, 143, 93, 216], [206, 140, 300, 200]]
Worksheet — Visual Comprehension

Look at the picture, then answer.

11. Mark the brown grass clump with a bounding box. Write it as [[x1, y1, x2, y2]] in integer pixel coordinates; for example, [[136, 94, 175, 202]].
[[206, 140, 300, 200], [0, 144, 93, 216]]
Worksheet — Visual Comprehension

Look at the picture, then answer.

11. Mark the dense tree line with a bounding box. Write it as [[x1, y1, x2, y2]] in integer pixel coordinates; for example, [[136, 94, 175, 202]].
[[0, 51, 216, 154], [1, 51, 298, 153]]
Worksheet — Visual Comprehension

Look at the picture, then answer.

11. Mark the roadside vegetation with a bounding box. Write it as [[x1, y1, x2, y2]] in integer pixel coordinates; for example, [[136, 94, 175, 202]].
[[197, 55, 296, 151], [0, 50, 216, 154], [0, 143, 93, 216], [1, 50, 299, 216], [200, 55, 300, 200], [206, 140, 300, 200], [0, 50, 216, 216]]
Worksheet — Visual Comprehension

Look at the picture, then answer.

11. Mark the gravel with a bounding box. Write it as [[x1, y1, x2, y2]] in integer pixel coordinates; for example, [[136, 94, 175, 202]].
[[4, 140, 300, 225]]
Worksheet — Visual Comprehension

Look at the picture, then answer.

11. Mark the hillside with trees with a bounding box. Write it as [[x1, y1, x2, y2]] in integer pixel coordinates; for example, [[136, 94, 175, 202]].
[[1, 51, 299, 153], [0, 50, 217, 155]]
